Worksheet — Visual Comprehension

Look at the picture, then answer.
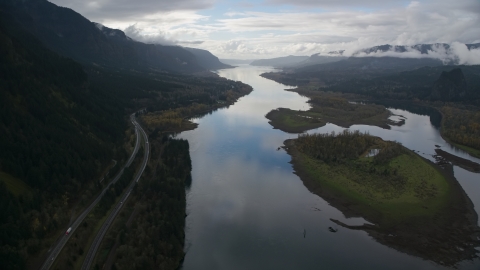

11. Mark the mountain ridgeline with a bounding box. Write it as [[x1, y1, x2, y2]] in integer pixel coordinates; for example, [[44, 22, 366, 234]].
[[353, 43, 480, 57], [3, 0, 228, 73], [250, 52, 348, 68], [255, 43, 479, 72], [260, 43, 480, 104], [184, 47, 233, 70]]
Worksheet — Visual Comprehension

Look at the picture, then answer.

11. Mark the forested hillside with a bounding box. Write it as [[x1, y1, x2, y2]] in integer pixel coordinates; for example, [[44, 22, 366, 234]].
[[4, 0, 204, 73], [95, 139, 192, 270], [0, 4, 254, 267], [0, 15, 127, 269], [323, 65, 480, 101]]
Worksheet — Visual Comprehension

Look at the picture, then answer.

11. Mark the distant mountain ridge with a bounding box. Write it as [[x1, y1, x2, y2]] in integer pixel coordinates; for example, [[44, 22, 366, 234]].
[[275, 42, 480, 76], [183, 47, 233, 70], [268, 43, 480, 71], [431, 68, 468, 101], [250, 55, 309, 67], [353, 43, 480, 59], [2, 0, 226, 73], [220, 59, 253, 65], [295, 56, 444, 74], [356, 44, 450, 55], [294, 52, 346, 68], [250, 51, 348, 69]]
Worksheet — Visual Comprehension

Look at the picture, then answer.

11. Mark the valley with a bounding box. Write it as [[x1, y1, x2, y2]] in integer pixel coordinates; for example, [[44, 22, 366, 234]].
[[1, 0, 480, 270]]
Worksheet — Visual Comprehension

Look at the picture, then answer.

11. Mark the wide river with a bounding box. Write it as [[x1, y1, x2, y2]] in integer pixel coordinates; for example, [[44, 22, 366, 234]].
[[179, 65, 480, 270]]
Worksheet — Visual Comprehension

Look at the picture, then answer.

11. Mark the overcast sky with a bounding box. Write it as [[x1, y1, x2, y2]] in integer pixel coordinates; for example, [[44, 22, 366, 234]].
[[49, 0, 480, 59]]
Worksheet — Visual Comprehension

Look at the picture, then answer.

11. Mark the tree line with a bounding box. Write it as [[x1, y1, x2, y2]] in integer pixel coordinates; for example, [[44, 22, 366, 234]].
[[94, 138, 191, 270], [442, 106, 480, 150]]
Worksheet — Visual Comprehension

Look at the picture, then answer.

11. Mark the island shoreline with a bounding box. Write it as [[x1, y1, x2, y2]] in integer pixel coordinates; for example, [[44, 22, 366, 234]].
[[283, 138, 480, 266]]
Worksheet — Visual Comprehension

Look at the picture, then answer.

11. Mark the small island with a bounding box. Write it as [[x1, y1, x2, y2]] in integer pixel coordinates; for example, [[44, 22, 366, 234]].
[[266, 93, 403, 133], [285, 130, 479, 265]]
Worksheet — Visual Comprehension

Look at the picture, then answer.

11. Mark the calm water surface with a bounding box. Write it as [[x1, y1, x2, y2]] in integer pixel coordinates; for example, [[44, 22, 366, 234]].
[[179, 66, 480, 270]]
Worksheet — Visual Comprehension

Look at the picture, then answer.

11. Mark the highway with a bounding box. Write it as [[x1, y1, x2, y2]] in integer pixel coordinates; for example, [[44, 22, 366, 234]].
[[40, 113, 143, 270], [81, 114, 149, 270]]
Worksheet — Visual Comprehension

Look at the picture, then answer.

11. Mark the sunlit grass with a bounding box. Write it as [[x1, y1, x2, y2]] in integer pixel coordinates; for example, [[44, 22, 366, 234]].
[[299, 151, 449, 227]]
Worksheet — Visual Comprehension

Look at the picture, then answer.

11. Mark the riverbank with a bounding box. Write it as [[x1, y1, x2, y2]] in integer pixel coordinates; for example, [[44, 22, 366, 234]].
[[261, 72, 480, 158], [438, 107, 480, 159], [434, 148, 480, 173], [141, 84, 253, 134], [284, 134, 480, 266]]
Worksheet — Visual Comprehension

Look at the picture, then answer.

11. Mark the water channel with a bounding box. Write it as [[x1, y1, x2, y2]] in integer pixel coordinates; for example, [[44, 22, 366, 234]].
[[179, 65, 480, 270]]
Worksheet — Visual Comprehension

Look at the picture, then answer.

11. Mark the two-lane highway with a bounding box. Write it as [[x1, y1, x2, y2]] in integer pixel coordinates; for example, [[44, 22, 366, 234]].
[[81, 114, 149, 270], [40, 113, 143, 270]]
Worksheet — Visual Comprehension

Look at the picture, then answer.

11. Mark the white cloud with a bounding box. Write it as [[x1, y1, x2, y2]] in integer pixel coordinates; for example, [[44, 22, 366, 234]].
[[123, 24, 176, 45], [49, 0, 480, 60], [450, 43, 480, 65], [267, 0, 395, 7], [50, 0, 215, 21], [201, 0, 480, 58]]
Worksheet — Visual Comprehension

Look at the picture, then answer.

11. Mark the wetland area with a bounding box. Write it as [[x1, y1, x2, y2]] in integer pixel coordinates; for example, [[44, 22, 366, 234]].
[[178, 65, 480, 270]]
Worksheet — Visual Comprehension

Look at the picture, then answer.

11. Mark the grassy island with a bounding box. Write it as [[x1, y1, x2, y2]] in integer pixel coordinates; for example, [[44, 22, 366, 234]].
[[266, 93, 402, 133], [285, 130, 479, 266]]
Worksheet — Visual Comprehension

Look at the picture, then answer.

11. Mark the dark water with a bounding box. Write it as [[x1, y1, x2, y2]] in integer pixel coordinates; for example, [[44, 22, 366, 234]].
[[178, 65, 480, 270]]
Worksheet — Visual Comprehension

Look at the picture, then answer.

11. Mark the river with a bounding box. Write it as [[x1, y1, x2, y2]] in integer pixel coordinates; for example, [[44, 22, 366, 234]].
[[178, 65, 480, 270]]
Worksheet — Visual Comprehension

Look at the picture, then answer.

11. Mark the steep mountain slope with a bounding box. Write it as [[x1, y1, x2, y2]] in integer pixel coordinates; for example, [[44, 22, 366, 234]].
[[0, 12, 127, 269], [4, 0, 204, 73], [431, 68, 468, 101], [183, 47, 233, 70], [0, 15, 126, 192]]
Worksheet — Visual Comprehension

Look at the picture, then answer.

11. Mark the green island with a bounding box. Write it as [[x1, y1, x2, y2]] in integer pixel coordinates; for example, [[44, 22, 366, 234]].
[[262, 65, 480, 158], [284, 130, 480, 266], [266, 92, 403, 133]]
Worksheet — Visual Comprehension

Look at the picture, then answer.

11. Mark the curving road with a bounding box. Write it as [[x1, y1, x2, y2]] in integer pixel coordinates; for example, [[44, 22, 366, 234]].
[[40, 113, 144, 270], [81, 114, 149, 270]]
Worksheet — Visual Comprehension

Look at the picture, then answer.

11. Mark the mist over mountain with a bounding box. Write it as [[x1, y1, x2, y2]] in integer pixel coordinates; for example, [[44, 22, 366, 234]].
[[2, 0, 231, 73], [259, 43, 480, 78], [259, 44, 478, 92], [251, 42, 480, 72], [350, 43, 480, 65]]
